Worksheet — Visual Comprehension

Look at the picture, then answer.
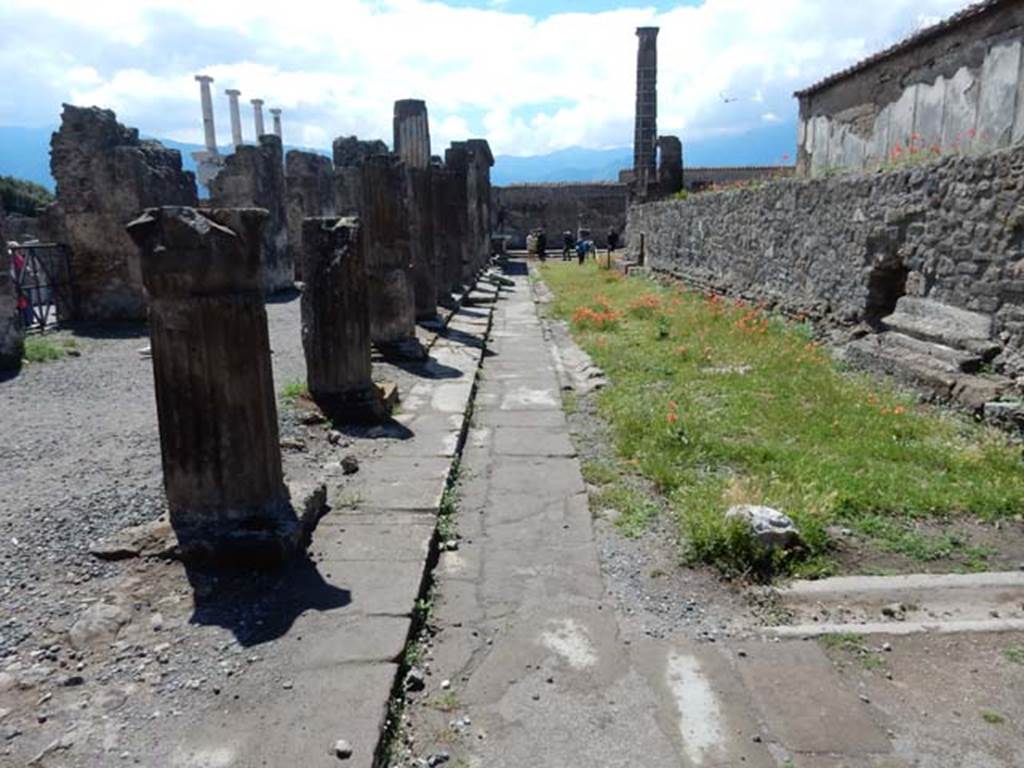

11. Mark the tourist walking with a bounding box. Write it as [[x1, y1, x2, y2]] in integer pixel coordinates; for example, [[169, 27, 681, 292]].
[[536, 228, 547, 262], [562, 231, 574, 261], [607, 227, 619, 255]]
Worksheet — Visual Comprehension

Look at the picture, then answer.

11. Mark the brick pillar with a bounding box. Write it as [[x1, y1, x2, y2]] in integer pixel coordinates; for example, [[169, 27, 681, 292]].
[[361, 154, 424, 358], [126, 206, 308, 561], [658, 135, 683, 195], [633, 27, 659, 197], [300, 216, 385, 422]]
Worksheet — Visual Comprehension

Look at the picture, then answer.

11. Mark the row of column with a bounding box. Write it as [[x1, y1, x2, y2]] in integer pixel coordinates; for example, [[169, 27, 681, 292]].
[[127, 98, 493, 565], [195, 74, 282, 153]]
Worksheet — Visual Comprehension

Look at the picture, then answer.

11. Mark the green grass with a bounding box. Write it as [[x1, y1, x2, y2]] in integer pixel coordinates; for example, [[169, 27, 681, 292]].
[[540, 262, 1024, 578], [1004, 646, 1024, 665], [279, 379, 308, 405], [981, 710, 1007, 725], [581, 460, 620, 487], [593, 482, 660, 538], [23, 335, 76, 363], [818, 633, 885, 670]]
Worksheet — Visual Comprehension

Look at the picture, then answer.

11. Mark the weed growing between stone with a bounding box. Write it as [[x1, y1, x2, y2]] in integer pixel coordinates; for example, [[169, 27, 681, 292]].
[[540, 262, 1024, 578], [278, 379, 308, 405]]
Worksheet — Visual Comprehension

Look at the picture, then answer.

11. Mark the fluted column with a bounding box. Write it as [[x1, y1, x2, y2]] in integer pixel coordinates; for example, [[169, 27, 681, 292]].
[[226, 89, 243, 148]]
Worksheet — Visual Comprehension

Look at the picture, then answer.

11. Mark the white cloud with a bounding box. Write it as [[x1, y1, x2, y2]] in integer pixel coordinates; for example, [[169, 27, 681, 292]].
[[0, 0, 973, 156]]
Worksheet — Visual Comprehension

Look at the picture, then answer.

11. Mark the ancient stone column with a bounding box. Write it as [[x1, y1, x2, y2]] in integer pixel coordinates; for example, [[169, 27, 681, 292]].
[[300, 216, 384, 422], [270, 108, 282, 139], [658, 135, 683, 195], [0, 214, 25, 371], [332, 136, 388, 216], [208, 134, 292, 293], [393, 100, 431, 170], [467, 139, 494, 274], [361, 154, 422, 357], [251, 98, 266, 138], [125, 206, 307, 561], [226, 89, 244, 148], [195, 75, 218, 155], [633, 27, 659, 197], [444, 143, 471, 289], [406, 166, 437, 320], [430, 166, 456, 308], [286, 150, 336, 282]]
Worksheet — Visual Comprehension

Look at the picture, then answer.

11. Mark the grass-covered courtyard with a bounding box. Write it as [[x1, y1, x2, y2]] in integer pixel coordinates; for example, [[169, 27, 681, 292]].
[[540, 261, 1024, 578]]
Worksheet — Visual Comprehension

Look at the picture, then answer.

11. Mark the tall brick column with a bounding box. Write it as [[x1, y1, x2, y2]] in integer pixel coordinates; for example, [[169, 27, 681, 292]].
[[300, 216, 385, 422], [126, 206, 309, 561], [361, 154, 424, 358], [633, 27, 660, 197]]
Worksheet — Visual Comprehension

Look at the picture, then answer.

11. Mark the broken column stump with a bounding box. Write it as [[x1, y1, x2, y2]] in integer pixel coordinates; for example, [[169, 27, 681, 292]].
[[360, 154, 424, 359], [300, 216, 387, 422], [126, 206, 317, 562]]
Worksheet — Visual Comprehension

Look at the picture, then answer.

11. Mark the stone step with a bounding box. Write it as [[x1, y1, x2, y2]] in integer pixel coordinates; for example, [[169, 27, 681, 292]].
[[882, 296, 998, 356], [843, 332, 965, 397]]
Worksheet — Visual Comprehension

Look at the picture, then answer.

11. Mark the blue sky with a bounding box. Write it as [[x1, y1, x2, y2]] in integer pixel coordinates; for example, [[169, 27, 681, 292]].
[[0, 0, 972, 158]]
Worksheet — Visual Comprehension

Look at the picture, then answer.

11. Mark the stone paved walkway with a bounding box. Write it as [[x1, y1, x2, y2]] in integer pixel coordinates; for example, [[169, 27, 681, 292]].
[[398, 259, 920, 768]]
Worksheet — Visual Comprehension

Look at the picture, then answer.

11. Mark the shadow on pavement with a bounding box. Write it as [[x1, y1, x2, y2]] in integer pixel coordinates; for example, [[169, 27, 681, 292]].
[[187, 556, 351, 647]]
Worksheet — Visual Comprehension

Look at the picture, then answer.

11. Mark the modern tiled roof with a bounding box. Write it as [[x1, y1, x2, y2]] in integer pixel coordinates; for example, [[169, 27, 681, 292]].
[[794, 0, 1010, 97]]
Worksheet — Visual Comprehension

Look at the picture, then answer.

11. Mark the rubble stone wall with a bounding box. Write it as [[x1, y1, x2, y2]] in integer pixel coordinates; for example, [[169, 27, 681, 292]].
[[492, 183, 628, 249], [209, 135, 291, 293], [627, 144, 1024, 376], [285, 150, 336, 281], [42, 105, 198, 320]]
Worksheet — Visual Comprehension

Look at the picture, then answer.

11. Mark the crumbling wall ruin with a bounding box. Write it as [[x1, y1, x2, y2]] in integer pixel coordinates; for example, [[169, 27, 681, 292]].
[[41, 105, 198, 320], [627, 144, 1024, 396], [285, 150, 335, 281], [208, 135, 291, 293], [492, 183, 629, 249]]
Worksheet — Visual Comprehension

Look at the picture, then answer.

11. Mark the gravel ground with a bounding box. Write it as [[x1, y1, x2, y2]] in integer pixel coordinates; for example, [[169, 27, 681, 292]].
[[0, 294, 435, 767]]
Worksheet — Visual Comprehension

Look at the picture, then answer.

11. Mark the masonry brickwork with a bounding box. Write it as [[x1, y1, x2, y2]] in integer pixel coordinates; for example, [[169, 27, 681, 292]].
[[627, 144, 1024, 379], [42, 105, 198, 320], [492, 183, 629, 249]]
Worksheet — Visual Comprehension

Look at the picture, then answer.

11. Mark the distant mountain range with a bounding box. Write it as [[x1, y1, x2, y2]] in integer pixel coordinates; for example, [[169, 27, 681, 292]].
[[0, 121, 796, 193]]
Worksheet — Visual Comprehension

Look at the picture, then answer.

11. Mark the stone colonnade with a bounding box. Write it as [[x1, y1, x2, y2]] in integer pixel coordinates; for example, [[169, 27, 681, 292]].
[[113, 97, 493, 563]]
